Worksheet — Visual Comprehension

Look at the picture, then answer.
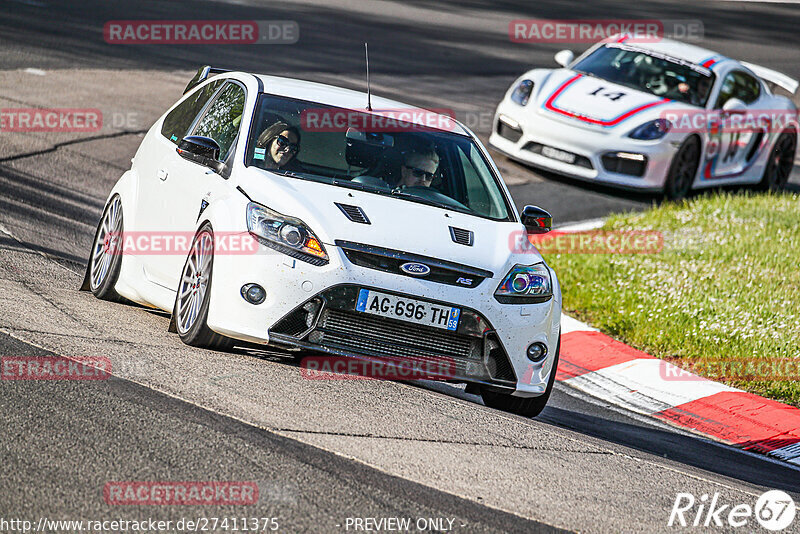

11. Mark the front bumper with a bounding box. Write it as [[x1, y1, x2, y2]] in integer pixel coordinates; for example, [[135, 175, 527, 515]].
[[206, 241, 561, 397], [269, 284, 518, 391], [489, 101, 680, 192]]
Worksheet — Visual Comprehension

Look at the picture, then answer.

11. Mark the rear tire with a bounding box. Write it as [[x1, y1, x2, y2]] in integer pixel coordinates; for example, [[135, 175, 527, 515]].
[[757, 131, 796, 192], [664, 136, 700, 201], [480, 333, 560, 418], [173, 224, 233, 350], [88, 195, 124, 301]]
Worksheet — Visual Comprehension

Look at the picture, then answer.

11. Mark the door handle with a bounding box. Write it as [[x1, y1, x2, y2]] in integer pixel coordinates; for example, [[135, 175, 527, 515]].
[[157, 168, 168, 181]]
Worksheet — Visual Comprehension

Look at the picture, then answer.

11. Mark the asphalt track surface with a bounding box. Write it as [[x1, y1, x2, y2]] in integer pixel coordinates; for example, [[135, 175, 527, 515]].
[[1, 1, 800, 533]]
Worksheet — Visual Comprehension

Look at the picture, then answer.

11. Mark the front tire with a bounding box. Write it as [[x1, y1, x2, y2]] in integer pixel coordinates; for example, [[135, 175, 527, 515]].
[[757, 131, 796, 192], [88, 195, 124, 301], [480, 334, 560, 418], [173, 224, 232, 350], [664, 136, 701, 201]]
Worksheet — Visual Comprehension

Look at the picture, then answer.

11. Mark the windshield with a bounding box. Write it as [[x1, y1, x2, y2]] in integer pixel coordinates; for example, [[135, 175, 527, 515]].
[[246, 94, 512, 221], [572, 44, 715, 107]]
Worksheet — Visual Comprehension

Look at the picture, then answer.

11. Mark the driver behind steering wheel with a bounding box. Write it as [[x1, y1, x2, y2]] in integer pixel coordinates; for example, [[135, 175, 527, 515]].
[[397, 143, 439, 188]]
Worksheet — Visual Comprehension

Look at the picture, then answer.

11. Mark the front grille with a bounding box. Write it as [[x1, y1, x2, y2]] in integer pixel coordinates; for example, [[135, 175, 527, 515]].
[[309, 309, 497, 379], [524, 142, 593, 169], [269, 285, 518, 384], [601, 153, 647, 177], [335, 202, 370, 224], [449, 226, 474, 246], [336, 240, 491, 289], [318, 309, 475, 358]]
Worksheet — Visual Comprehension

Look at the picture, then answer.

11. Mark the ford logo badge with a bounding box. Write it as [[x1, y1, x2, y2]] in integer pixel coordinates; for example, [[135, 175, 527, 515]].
[[400, 262, 431, 276]]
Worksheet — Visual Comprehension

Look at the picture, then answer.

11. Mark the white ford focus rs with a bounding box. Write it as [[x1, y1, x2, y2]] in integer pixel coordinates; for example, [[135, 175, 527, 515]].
[[82, 66, 562, 417], [490, 36, 798, 199]]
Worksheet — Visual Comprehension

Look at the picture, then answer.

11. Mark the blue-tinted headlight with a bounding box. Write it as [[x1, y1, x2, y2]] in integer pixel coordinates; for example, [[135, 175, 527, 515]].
[[495, 263, 552, 303], [510, 79, 534, 106], [628, 119, 672, 140]]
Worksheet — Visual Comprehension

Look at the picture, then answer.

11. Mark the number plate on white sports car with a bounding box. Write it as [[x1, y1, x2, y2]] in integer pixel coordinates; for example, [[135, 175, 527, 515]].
[[541, 145, 577, 164], [355, 289, 461, 331]]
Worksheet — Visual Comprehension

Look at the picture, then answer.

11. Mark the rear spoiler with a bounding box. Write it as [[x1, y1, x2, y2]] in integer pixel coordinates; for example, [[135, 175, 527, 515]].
[[184, 66, 231, 94], [741, 62, 798, 95]]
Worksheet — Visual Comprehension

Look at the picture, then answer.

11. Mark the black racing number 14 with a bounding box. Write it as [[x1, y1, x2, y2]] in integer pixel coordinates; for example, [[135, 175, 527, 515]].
[[589, 86, 626, 101]]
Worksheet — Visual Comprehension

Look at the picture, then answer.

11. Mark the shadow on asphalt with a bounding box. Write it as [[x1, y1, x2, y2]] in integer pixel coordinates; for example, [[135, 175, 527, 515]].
[[411, 380, 800, 496]]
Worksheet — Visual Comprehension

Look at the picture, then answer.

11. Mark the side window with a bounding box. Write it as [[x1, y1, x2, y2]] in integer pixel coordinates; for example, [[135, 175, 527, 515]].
[[161, 80, 223, 144], [457, 144, 503, 218], [192, 82, 246, 160], [715, 71, 761, 108]]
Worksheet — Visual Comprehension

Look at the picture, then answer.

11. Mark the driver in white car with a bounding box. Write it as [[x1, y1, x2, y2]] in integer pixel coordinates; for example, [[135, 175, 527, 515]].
[[397, 143, 439, 188]]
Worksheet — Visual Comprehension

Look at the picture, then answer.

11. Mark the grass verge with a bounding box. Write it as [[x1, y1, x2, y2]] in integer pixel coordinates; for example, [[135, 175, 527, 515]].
[[546, 191, 800, 406]]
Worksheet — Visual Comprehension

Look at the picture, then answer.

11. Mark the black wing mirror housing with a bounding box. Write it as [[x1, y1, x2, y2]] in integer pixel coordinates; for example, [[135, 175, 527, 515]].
[[521, 205, 553, 234], [177, 136, 225, 174]]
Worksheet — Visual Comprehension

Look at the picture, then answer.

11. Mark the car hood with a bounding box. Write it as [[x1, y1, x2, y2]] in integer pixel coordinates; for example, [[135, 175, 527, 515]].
[[237, 170, 538, 275], [530, 69, 690, 132]]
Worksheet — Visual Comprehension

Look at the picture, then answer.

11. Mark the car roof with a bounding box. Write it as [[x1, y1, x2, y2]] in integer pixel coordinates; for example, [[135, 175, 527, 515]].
[[244, 74, 469, 136], [612, 37, 734, 69]]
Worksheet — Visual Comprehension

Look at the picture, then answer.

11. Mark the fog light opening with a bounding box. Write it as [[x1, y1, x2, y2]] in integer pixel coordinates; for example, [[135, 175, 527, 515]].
[[526, 342, 547, 362], [302, 299, 322, 328], [241, 283, 266, 305]]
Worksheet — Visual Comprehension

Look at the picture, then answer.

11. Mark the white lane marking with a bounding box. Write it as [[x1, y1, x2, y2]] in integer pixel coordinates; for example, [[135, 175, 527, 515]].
[[24, 68, 46, 76], [560, 314, 597, 334], [556, 218, 606, 232], [564, 358, 739, 415]]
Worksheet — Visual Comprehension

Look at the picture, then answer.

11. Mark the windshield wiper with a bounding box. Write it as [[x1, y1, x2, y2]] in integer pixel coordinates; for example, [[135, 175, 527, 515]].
[[389, 189, 450, 210]]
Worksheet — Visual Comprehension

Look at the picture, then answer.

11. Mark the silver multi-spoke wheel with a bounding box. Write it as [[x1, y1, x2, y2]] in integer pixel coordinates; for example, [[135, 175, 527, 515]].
[[90, 196, 123, 292], [176, 231, 213, 334]]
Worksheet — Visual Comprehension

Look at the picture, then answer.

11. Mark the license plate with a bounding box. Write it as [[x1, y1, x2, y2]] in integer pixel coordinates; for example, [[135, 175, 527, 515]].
[[541, 146, 576, 164], [355, 289, 461, 331]]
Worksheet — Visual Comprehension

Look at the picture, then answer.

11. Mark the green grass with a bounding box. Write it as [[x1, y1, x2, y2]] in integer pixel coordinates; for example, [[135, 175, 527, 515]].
[[546, 191, 800, 406]]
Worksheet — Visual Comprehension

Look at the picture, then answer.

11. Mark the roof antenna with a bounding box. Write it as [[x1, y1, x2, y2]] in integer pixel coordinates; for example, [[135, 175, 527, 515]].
[[364, 42, 372, 111]]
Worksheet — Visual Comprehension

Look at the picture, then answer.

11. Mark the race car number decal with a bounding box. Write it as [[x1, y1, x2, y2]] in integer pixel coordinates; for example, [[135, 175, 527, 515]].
[[543, 73, 669, 127], [588, 86, 626, 101]]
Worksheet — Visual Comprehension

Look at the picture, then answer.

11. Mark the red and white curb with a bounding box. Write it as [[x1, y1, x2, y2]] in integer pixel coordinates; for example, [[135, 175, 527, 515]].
[[556, 315, 800, 466]]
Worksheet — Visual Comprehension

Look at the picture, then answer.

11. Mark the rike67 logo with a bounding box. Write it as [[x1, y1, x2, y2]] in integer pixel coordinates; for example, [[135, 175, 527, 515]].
[[669, 490, 796, 531]]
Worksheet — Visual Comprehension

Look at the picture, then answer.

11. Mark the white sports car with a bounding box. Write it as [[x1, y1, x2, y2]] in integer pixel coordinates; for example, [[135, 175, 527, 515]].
[[81, 66, 562, 417], [490, 36, 798, 199]]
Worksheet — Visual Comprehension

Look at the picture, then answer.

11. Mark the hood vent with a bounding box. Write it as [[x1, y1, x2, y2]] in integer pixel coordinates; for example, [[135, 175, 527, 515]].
[[335, 203, 370, 224], [449, 226, 474, 246]]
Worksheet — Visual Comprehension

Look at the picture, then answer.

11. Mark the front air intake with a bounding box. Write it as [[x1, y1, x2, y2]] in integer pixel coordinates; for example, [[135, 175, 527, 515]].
[[335, 203, 370, 224], [449, 226, 474, 246]]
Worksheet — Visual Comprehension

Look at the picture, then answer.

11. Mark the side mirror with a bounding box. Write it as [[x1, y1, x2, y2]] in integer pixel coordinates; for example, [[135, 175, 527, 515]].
[[177, 136, 225, 174], [521, 205, 552, 234], [722, 98, 747, 115], [554, 50, 574, 68]]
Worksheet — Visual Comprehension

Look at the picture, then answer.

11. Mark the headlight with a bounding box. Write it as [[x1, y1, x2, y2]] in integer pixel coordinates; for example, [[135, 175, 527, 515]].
[[510, 79, 534, 106], [628, 119, 672, 140], [494, 263, 552, 304], [246, 202, 328, 265]]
